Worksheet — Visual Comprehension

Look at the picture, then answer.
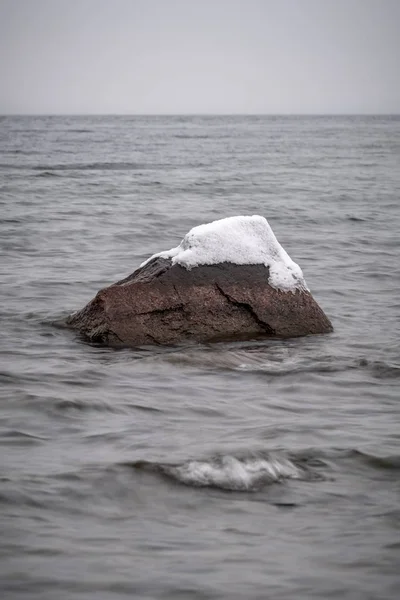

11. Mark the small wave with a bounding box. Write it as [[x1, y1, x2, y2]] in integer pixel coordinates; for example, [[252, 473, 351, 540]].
[[174, 134, 210, 139], [163, 348, 400, 381], [0, 371, 20, 385], [52, 399, 120, 413], [360, 359, 400, 379], [35, 171, 60, 178], [128, 402, 164, 413], [0, 429, 47, 445], [347, 215, 367, 222], [130, 452, 311, 491], [0, 162, 143, 171], [31, 162, 142, 171], [0, 218, 25, 224], [352, 450, 400, 471], [163, 347, 351, 376], [0, 489, 45, 509], [8, 149, 42, 155], [297, 448, 400, 473], [126, 447, 400, 492]]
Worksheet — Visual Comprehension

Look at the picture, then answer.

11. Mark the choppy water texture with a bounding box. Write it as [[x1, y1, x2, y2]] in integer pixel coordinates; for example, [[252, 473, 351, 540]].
[[1, 115, 400, 600]]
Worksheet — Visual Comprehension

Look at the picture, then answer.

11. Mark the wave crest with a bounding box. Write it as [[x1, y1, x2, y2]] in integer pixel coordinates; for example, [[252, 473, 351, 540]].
[[133, 452, 307, 491]]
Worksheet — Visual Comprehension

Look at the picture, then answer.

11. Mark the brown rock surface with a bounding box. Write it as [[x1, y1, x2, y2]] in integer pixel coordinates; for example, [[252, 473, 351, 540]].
[[66, 257, 333, 346]]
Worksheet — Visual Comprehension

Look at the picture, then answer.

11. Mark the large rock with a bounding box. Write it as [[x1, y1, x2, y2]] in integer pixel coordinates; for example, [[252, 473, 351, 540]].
[[66, 256, 333, 346]]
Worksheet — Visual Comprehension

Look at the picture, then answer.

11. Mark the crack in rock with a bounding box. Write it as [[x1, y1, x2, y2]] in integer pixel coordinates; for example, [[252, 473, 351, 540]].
[[215, 283, 276, 335]]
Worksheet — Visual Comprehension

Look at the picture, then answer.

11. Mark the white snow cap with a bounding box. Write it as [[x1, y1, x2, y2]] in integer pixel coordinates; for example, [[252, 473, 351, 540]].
[[142, 215, 308, 292]]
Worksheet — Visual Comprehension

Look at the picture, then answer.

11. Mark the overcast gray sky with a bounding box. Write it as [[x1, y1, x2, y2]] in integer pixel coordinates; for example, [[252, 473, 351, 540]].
[[0, 0, 399, 114]]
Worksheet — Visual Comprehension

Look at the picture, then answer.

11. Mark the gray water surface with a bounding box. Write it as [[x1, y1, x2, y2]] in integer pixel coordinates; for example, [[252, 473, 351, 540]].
[[1, 115, 399, 599]]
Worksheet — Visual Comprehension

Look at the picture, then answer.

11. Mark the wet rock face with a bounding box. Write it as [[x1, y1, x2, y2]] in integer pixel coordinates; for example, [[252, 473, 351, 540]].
[[66, 257, 333, 347]]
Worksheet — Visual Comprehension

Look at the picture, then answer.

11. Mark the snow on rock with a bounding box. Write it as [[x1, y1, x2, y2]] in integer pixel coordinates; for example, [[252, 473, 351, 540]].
[[142, 215, 308, 293]]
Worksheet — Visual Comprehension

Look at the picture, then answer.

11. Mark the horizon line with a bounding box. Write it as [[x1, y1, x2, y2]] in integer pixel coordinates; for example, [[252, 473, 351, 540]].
[[1, 112, 399, 117]]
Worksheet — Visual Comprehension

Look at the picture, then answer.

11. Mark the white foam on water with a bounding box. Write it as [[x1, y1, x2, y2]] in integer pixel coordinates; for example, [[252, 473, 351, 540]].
[[165, 454, 303, 491], [141, 215, 308, 292]]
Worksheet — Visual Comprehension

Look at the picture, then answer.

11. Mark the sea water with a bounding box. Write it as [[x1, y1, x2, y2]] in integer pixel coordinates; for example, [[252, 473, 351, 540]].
[[1, 115, 399, 599]]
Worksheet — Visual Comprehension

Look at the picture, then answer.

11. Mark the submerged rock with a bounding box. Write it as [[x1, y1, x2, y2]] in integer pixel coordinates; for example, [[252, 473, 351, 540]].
[[66, 216, 332, 346]]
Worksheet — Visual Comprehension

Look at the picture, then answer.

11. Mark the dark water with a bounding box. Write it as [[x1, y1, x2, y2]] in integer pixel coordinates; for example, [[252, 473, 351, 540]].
[[1, 115, 399, 600]]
